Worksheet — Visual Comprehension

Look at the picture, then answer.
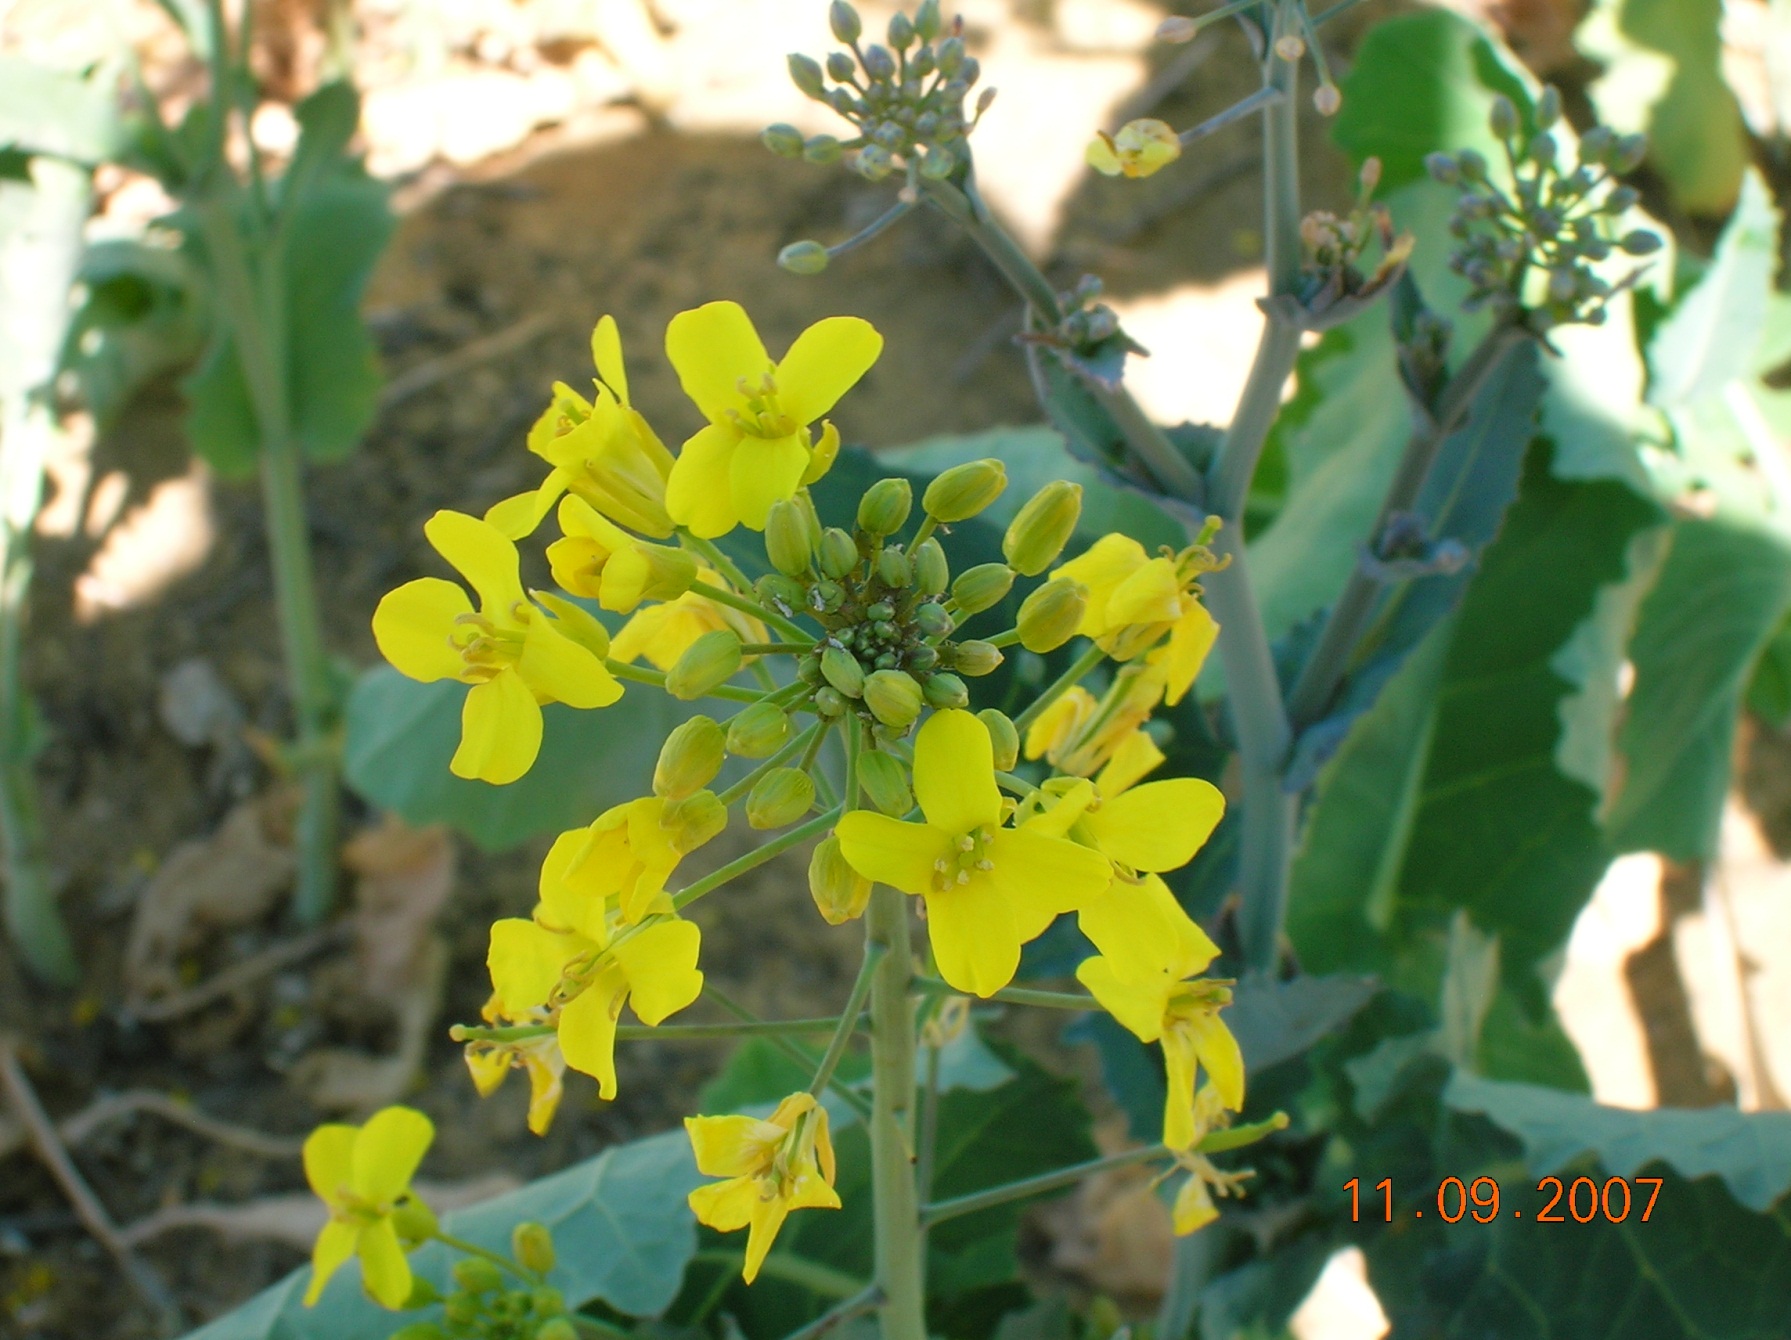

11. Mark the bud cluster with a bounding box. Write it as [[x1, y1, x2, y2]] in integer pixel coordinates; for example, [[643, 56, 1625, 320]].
[[1424, 86, 1661, 331], [766, 0, 992, 184], [1018, 274, 1145, 372], [390, 1223, 572, 1340], [1283, 157, 1413, 331]]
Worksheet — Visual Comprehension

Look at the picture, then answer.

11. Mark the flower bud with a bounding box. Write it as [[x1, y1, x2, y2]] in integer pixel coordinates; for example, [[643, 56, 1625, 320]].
[[863, 669, 924, 727], [789, 53, 826, 98], [818, 527, 860, 579], [949, 562, 1014, 614], [1424, 152, 1458, 184], [727, 701, 791, 757], [804, 134, 844, 165], [913, 537, 949, 593], [391, 1325, 447, 1340], [810, 835, 871, 924], [812, 579, 846, 612], [535, 1321, 578, 1340], [915, 0, 941, 41], [858, 749, 913, 815], [951, 639, 1003, 676], [814, 685, 847, 716], [937, 35, 965, 75], [919, 146, 956, 180], [654, 715, 726, 799], [1488, 94, 1518, 139], [877, 548, 913, 587], [1157, 13, 1198, 41], [923, 672, 969, 708], [1274, 33, 1305, 60], [863, 44, 896, 80], [978, 708, 1019, 771], [532, 1286, 566, 1316], [1613, 133, 1648, 173], [1456, 148, 1487, 181], [453, 1257, 504, 1294], [888, 11, 914, 48], [778, 240, 830, 276], [762, 123, 804, 157], [390, 1196, 438, 1244], [830, 0, 862, 42], [664, 790, 728, 850], [1536, 84, 1561, 131], [766, 499, 816, 575], [756, 572, 806, 612], [822, 645, 867, 697], [667, 629, 742, 700], [748, 768, 815, 829], [1313, 84, 1341, 117], [1002, 481, 1082, 575], [858, 477, 913, 535], [914, 601, 953, 637], [513, 1222, 557, 1274], [923, 458, 1007, 521], [1620, 229, 1661, 256], [444, 1295, 481, 1325], [1017, 577, 1087, 652]]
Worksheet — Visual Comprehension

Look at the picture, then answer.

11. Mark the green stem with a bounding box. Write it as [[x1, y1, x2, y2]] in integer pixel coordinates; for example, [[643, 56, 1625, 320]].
[[431, 1231, 530, 1283], [682, 533, 759, 597], [741, 643, 814, 655], [704, 984, 873, 1119], [911, 978, 1093, 1011], [866, 883, 924, 1340], [809, 942, 886, 1097], [920, 1145, 1171, 1226], [717, 721, 826, 805], [453, 1017, 853, 1042], [672, 807, 842, 910], [604, 658, 763, 703], [691, 1248, 867, 1299], [782, 1285, 885, 1340], [1012, 642, 1107, 733], [691, 578, 810, 642]]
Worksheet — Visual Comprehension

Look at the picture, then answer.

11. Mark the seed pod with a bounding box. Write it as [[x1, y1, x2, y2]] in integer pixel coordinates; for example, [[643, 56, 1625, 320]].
[[667, 629, 742, 700], [1017, 577, 1087, 653], [951, 562, 1015, 615], [810, 835, 872, 924], [727, 702, 790, 757], [778, 241, 829, 276], [978, 708, 1020, 771], [818, 527, 860, 579], [664, 790, 727, 850], [877, 547, 913, 587], [858, 749, 914, 816], [766, 499, 816, 575], [951, 639, 1003, 676], [923, 458, 1007, 521], [858, 477, 913, 535], [822, 645, 867, 698], [655, 715, 726, 799], [914, 601, 953, 638], [748, 768, 816, 829], [863, 669, 925, 728], [923, 672, 969, 709], [453, 1258, 505, 1295], [789, 53, 826, 98], [1002, 481, 1082, 575], [913, 537, 949, 593], [513, 1222, 557, 1274], [762, 123, 804, 157], [829, 0, 862, 42]]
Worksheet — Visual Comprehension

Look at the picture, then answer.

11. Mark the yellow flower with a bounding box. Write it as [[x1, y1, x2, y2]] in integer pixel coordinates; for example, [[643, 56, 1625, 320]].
[[836, 710, 1111, 997], [546, 495, 698, 613], [610, 564, 766, 669], [1026, 729, 1225, 876], [664, 301, 882, 537], [1052, 534, 1220, 702], [546, 790, 727, 924], [1023, 657, 1169, 778], [1075, 875, 1243, 1149], [685, 1092, 840, 1283], [464, 996, 567, 1136], [372, 510, 624, 785], [486, 316, 677, 539], [1167, 1087, 1253, 1235], [1087, 119, 1181, 179], [302, 1106, 434, 1308]]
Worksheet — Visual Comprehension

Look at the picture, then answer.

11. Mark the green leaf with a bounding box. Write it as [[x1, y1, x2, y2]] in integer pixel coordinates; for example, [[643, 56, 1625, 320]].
[[0, 58, 123, 164], [182, 1129, 703, 1339], [341, 666, 694, 852], [59, 239, 206, 427], [0, 145, 31, 182], [1446, 1072, 1791, 1211], [1745, 610, 1791, 726]]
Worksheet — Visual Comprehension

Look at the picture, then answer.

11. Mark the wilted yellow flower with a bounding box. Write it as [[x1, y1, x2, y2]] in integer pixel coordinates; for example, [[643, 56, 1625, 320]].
[[547, 495, 698, 613], [610, 564, 767, 669], [372, 510, 623, 785], [664, 301, 881, 537], [1025, 729, 1224, 876], [464, 998, 567, 1136], [685, 1092, 840, 1283], [1052, 533, 1221, 702], [1167, 1086, 1253, 1235], [1087, 119, 1181, 179], [302, 1107, 434, 1308], [1023, 657, 1170, 778]]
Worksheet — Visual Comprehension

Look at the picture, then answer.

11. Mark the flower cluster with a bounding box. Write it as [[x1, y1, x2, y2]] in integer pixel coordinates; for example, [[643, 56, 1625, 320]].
[[1425, 86, 1660, 332]]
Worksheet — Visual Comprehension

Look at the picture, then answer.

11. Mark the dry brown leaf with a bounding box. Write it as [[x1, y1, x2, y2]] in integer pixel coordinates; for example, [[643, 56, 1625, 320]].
[[290, 934, 450, 1115], [1038, 1117, 1174, 1305], [343, 817, 457, 1004]]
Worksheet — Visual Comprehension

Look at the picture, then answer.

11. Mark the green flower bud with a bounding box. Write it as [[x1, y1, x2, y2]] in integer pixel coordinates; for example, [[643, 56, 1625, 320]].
[[914, 602, 953, 638], [888, 11, 914, 48], [919, 147, 956, 180], [1579, 124, 1615, 166], [797, 651, 824, 684], [443, 1295, 481, 1326], [818, 526, 861, 579], [531, 1286, 566, 1317], [512, 1222, 557, 1274], [858, 477, 913, 535], [923, 458, 1007, 522], [813, 579, 846, 612], [654, 715, 726, 799], [952, 562, 1015, 615], [1457, 148, 1487, 181], [858, 748, 914, 815], [757, 572, 806, 611], [822, 645, 867, 697], [778, 240, 830, 276], [978, 708, 1019, 771], [663, 789, 728, 850], [1002, 481, 1082, 575], [667, 629, 742, 700], [877, 548, 913, 587], [913, 537, 949, 594], [535, 1321, 578, 1340], [1535, 84, 1561, 131], [1620, 228, 1662, 256], [830, 0, 862, 42], [937, 35, 965, 75], [766, 498, 816, 575], [951, 639, 1003, 676], [1017, 577, 1087, 653], [727, 701, 791, 757], [923, 672, 969, 709], [789, 53, 826, 98], [453, 1258, 505, 1295], [804, 134, 844, 165], [390, 1325, 446, 1340], [1613, 133, 1648, 173], [762, 123, 804, 157], [390, 1196, 438, 1244], [748, 767, 816, 829], [863, 669, 925, 728], [915, 0, 941, 41], [1424, 152, 1459, 185], [814, 685, 847, 716], [908, 643, 938, 671], [810, 835, 871, 924], [1488, 94, 1518, 139]]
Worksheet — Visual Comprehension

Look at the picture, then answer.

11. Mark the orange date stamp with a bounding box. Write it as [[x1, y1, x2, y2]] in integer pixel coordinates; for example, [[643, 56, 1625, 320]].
[[1343, 1175, 1662, 1224]]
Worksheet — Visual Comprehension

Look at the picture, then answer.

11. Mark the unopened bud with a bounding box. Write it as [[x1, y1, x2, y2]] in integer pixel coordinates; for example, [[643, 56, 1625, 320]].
[[1313, 84, 1341, 116], [818, 527, 860, 579], [937, 35, 964, 75], [727, 701, 791, 757], [952, 562, 1015, 614], [1274, 33, 1305, 60], [664, 790, 727, 850], [1457, 148, 1487, 181], [863, 669, 924, 727], [978, 708, 1019, 771], [814, 685, 847, 716], [748, 768, 816, 829], [1488, 95, 1518, 139], [863, 44, 896, 80], [858, 749, 913, 815], [877, 548, 913, 587], [804, 134, 844, 165], [757, 572, 806, 610], [1620, 229, 1662, 256], [655, 716, 726, 798], [913, 537, 949, 593], [951, 639, 1003, 676], [810, 835, 871, 924], [1017, 577, 1087, 652], [513, 1221, 557, 1274], [914, 602, 953, 637], [1612, 133, 1648, 173], [888, 11, 914, 48], [1425, 152, 1458, 184], [535, 1321, 578, 1340], [667, 629, 742, 700], [915, 0, 941, 42], [789, 53, 826, 98], [923, 672, 969, 709], [390, 1196, 438, 1244], [1157, 14, 1198, 41], [829, 0, 862, 43], [763, 123, 804, 157], [1002, 481, 1082, 575], [453, 1257, 504, 1294], [391, 1325, 447, 1340], [766, 499, 816, 575], [1536, 85, 1561, 131], [779, 240, 830, 276], [532, 1286, 566, 1316], [923, 458, 1007, 522], [859, 477, 913, 535], [822, 645, 867, 698]]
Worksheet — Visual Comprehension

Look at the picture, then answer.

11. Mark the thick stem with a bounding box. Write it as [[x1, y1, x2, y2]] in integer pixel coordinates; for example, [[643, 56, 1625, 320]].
[[866, 883, 924, 1340]]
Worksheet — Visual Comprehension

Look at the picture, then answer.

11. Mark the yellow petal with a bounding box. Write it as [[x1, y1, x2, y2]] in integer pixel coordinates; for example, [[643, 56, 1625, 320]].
[[986, 826, 1111, 929], [612, 917, 704, 1025], [925, 877, 1021, 997], [685, 1114, 780, 1179], [304, 1219, 358, 1306], [1086, 132, 1123, 176], [1172, 1172, 1219, 1235], [1162, 1030, 1199, 1150], [523, 1047, 566, 1135], [1079, 874, 1193, 982], [530, 589, 613, 661], [743, 1193, 792, 1284], [485, 469, 570, 540], [556, 492, 630, 546], [1163, 603, 1218, 706], [1023, 686, 1096, 762], [1053, 534, 1147, 636], [775, 316, 883, 425], [519, 613, 623, 709], [1107, 557, 1183, 627], [1086, 778, 1223, 872], [465, 1047, 509, 1098], [666, 422, 744, 539], [372, 578, 472, 683], [558, 974, 623, 1098], [424, 510, 525, 616], [1075, 956, 1169, 1042], [913, 709, 1002, 834], [729, 432, 810, 531], [487, 918, 572, 1015], [688, 1174, 758, 1232], [801, 421, 840, 486], [350, 1106, 434, 1204], [836, 812, 954, 895], [1188, 1010, 1245, 1111], [1095, 729, 1165, 798], [355, 1216, 414, 1309], [303, 1125, 358, 1204], [592, 315, 629, 404], [452, 670, 543, 785], [537, 825, 608, 939], [665, 300, 771, 423]]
